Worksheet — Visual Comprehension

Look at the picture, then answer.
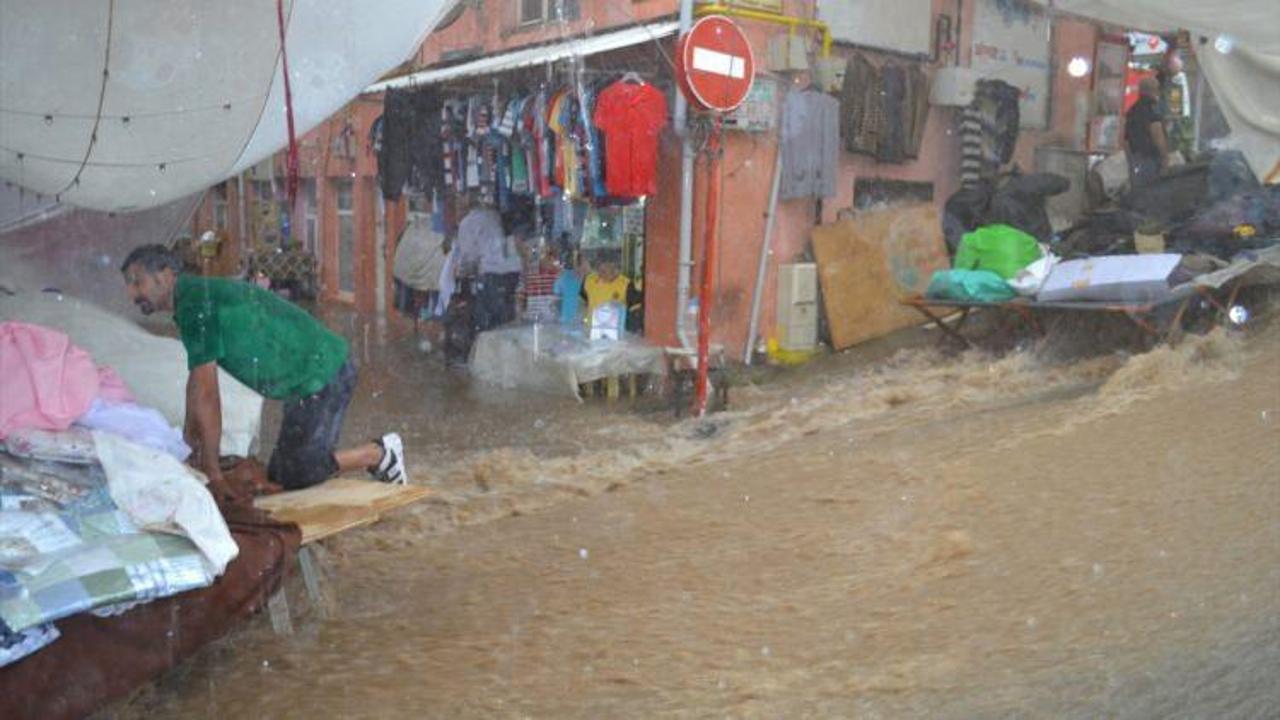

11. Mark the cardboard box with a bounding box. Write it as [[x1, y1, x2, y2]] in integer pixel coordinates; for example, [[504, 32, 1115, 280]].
[[1038, 254, 1182, 303]]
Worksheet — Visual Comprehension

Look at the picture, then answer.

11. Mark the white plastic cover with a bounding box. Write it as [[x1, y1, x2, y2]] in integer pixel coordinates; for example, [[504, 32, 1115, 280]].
[[0, 0, 452, 211], [0, 291, 264, 457], [1047, 0, 1280, 180], [470, 324, 666, 399]]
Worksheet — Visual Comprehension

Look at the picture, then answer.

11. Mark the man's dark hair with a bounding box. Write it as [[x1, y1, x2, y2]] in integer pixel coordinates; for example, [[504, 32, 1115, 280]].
[[119, 244, 181, 275]]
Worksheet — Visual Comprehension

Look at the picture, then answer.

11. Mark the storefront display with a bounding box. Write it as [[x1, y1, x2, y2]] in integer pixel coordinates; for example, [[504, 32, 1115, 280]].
[[375, 65, 662, 361]]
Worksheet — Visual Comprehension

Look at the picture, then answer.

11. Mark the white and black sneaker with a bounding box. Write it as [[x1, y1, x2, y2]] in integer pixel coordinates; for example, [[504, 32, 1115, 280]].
[[369, 432, 408, 485]]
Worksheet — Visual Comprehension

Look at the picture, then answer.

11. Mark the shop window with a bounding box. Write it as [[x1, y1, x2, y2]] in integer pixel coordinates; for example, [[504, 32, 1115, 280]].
[[303, 180, 318, 255], [212, 183, 229, 231], [518, 0, 545, 24], [335, 180, 355, 295], [252, 180, 273, 203], [518, 0, 578, 26], [853, 179, 934, 210]]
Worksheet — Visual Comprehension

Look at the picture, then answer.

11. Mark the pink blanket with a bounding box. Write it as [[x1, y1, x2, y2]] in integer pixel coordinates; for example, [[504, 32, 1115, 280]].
[[0, 321, 134, 440]]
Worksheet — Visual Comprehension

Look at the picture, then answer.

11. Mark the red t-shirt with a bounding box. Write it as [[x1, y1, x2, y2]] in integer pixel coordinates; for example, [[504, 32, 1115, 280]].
[[593, 80, 668, 198]]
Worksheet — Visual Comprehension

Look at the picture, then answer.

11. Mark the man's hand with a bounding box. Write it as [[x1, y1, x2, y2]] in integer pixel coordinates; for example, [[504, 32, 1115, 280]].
[[185, 362, 234, 500], [205, 467, 250, 505]]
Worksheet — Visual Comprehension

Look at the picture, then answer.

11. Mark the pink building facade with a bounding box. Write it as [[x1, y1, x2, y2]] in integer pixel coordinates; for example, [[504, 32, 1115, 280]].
[[203, 0, 1110, 354]]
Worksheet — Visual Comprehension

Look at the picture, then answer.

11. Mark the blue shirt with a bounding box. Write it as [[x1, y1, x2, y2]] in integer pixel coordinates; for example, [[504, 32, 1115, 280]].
[[553, 270, 584, 328]]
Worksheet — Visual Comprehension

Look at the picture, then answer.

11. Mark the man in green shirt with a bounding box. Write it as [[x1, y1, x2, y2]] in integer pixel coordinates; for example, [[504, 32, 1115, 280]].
[[121, 244, 407, 500]]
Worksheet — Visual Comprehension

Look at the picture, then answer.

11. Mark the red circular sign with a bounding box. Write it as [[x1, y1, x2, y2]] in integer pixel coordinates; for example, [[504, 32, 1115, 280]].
[[676, 16, 756, 113]]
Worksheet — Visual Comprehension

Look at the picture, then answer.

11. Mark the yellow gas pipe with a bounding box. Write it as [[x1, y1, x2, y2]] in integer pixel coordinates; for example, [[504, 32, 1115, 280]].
[[693, 4, 833, 57]]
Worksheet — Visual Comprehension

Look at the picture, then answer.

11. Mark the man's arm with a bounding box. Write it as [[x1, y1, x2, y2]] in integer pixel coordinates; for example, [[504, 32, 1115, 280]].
[[185, 362, 236, 499], [1150, 120, 1170, 168]]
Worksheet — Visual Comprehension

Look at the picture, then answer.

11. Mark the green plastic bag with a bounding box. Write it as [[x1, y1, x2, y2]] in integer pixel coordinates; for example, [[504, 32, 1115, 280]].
[[926, 269, 1017, 303], [954, 224, 1043, 279]]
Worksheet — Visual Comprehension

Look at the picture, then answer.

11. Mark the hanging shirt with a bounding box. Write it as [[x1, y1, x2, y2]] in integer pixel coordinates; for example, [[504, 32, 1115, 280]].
[[559, 94, 582, 197], [510, 143, 530, 194], [534, 89, 553, 197], [553, 269, 585, 328], [593, 80, 668, 198], [496, 96, 520, 137], [579, 83, 608, 198]]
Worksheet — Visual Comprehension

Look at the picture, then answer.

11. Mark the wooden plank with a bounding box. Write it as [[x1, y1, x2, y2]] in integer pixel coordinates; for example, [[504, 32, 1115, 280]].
[[811, 204, 950, 350], [255, 478, 433, 545]]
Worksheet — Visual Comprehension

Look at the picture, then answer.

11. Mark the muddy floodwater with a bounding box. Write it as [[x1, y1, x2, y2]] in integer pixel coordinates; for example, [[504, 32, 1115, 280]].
[[106, 317, 1280, 719]]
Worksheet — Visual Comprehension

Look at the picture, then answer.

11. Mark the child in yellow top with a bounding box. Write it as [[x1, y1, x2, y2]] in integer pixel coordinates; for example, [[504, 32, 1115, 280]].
[[582, 258, 631, 315]]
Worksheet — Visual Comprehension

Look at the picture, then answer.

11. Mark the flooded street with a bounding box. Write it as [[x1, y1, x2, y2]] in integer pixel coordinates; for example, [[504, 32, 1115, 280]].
[[109, 318, 1279, 719]]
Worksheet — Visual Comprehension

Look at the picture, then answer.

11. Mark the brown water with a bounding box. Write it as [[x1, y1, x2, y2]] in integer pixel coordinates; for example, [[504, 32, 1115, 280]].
[[105, 317, 1280, 719]]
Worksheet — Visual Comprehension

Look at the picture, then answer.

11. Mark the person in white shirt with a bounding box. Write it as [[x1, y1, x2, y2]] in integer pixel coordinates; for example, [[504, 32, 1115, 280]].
[[454, 195, 504, 280]]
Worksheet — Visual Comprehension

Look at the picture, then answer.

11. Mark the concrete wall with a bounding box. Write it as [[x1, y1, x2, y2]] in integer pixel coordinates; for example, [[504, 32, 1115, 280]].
[[415, 0, 679, 65]]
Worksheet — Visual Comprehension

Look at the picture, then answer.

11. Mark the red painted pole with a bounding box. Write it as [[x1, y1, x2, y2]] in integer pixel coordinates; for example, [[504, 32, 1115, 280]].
[[694, 115, 724, 417]]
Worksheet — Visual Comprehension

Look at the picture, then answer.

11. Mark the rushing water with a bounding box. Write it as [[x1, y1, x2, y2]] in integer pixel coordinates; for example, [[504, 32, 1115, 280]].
[[101, 315, 1280, 719]]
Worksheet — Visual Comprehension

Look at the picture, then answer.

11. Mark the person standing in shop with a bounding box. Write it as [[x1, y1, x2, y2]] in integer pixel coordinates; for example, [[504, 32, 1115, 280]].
[[1125, 77, 1169, 188]]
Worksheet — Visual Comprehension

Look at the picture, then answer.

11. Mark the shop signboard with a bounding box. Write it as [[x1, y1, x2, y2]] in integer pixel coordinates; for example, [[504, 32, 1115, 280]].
[[971, 0, 1051, 129]]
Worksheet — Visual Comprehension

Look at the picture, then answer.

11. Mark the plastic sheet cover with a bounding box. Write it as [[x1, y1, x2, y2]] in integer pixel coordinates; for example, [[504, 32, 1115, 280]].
[[0, 0, 453, 211], [470, 324, 666, 399], [0, 291, 263, 456], [1048, 0, 1280, 180]]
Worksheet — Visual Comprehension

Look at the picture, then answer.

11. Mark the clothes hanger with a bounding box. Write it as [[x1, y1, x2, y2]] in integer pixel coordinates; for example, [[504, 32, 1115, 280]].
[[621, 71, 643, 85]]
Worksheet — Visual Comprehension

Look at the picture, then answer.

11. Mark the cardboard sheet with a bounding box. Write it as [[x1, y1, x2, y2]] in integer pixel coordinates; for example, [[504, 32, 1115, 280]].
[[255, 478, 432, 545], [1038, 254, 1182, 303], [810, 204, 951, 350]]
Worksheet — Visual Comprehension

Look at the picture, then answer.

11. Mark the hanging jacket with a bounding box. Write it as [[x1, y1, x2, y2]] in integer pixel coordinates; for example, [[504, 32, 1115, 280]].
[[839, 52, 882, 156], [780, 88, 840, 199], [877, 62, 908, 164], [903, 64, 930, 160]]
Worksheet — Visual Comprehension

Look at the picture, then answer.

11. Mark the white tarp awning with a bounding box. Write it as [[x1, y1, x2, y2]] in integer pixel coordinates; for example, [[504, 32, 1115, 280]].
[[1046, 0, 1280, 180], [1048, 1, 1280, 52], [0, 0, 454, 212], [365, 21, 679, 93]]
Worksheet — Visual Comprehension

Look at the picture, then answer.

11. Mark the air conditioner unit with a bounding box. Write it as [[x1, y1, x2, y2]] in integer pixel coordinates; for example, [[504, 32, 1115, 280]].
[[929, 66, 983, 107]]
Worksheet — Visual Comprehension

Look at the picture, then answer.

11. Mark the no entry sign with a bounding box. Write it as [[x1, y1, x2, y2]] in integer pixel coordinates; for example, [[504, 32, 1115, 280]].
[[676, 15, 756, 113]]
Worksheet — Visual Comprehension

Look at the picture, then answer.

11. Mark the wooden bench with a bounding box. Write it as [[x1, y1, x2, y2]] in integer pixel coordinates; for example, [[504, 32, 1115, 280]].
[[254, 478, 433, 633]]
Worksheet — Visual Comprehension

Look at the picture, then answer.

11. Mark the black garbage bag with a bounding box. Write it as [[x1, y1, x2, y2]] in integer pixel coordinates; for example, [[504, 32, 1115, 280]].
[[1206, 150, 1260, 203], [1122, 150, 1259, 227], [941, 172, 1068, 252], [986, 172, 1070, 243], [942, 180, 994, 253], [1057, 208, 1144, 258]]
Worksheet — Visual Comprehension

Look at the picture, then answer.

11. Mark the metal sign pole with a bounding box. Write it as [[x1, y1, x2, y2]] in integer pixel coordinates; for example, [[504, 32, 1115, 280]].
[[695, 114, 724, 417]]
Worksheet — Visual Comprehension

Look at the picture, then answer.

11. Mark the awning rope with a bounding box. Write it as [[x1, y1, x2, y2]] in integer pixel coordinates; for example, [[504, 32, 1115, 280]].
[[276, 0, 300, 218]]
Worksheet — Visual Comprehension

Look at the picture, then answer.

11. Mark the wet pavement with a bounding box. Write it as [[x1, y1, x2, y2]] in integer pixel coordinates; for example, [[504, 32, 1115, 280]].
[[103, 310, 1280, 718]]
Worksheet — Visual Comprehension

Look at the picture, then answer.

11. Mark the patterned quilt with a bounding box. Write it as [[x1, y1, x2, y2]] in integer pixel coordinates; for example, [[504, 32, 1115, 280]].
[[0, 454, 216, 644]]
